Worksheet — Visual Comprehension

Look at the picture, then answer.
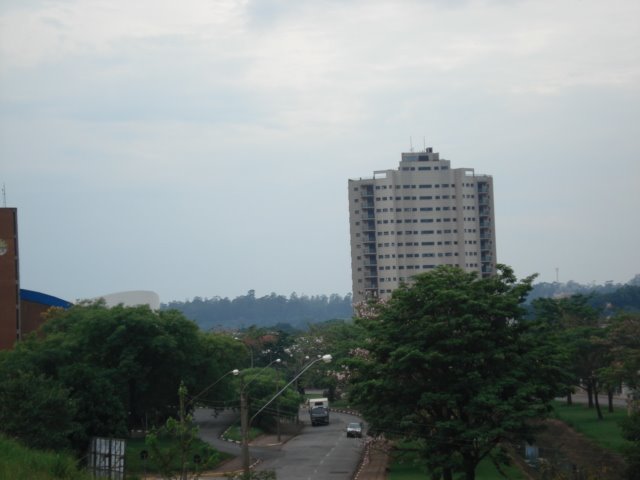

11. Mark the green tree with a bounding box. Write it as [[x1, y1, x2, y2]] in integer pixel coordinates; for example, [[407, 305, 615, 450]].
[[0, 370, 80, 451], [0, 302, 241, 453], [620, 412, 640, 480], [349, 265, 569, 480], [302, 320, 368, 400], [601, 314, 640, 395], [532, 295, 612, 416], [146, 382, 219, 480], [239, 367, 301, 429]]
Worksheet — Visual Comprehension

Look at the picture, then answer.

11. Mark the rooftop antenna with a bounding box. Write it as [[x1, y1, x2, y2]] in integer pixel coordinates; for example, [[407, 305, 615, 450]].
[[555, 267, 559, 283], [409, 136, 414, 152], [423, 136, 427, 151], [2, 184, 5, 207]]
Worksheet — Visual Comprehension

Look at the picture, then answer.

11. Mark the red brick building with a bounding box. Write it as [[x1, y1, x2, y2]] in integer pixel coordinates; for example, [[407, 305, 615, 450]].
[[0, 208, 72, 349], [0, 208, 20, 349]]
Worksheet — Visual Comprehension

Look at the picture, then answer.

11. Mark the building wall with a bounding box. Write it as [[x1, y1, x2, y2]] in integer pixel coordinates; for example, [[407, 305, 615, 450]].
[[19, 290, 73, 338], [348, 148, 497, 304], [20, 300, 53, 338], [0, 208, 20, 349]]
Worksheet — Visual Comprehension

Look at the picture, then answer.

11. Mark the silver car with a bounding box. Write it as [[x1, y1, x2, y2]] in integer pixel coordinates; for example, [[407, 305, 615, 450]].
[[346, 422, 363, 438]]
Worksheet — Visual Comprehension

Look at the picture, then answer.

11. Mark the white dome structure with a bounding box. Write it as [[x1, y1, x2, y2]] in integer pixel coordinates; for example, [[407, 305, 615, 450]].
[[94, 290, 160, 310]]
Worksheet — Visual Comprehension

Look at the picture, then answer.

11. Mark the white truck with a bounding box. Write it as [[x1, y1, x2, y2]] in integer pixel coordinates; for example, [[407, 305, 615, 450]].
[[308, 397, 330, 426]]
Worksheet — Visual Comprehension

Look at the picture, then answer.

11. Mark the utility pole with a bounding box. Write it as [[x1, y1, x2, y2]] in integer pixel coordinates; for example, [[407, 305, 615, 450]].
[[240, 383, 250, 475], [240, 355, 331, 477], [276, 368, 281, 442]]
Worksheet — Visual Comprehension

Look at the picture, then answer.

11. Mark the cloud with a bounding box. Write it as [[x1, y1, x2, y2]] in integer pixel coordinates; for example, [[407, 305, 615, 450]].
[[1, 0, 639, 299]]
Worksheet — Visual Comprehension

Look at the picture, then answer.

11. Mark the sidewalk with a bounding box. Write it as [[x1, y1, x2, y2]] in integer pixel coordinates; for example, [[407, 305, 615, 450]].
[[353, 438, 389, 480]]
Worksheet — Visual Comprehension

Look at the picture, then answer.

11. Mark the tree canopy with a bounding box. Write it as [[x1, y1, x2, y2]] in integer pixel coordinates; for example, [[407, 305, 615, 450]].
[[162, 291, 353, 330], [0, 302, 246, 452], [349, 265, 569, 480]]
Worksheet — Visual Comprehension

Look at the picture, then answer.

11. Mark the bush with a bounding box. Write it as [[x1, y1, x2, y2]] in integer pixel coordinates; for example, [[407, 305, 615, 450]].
[[620, 412, 640, 480]]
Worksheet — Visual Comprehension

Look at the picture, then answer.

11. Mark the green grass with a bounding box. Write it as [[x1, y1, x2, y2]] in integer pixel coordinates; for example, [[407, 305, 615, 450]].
[[0, 434, 92, 480], [472, 457, 525, 479], [330, 398, 352, 409], [222, 424, 264, 443], [126, 436, 232, 475], [551, 400, 630, 453]]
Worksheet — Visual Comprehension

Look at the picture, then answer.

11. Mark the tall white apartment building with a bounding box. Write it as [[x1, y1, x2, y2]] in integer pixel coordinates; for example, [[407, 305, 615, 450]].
[[348, 147, 497, 304]]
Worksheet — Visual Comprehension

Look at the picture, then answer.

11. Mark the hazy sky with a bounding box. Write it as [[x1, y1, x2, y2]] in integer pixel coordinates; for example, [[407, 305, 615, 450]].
[[1, 0, 639, 303]]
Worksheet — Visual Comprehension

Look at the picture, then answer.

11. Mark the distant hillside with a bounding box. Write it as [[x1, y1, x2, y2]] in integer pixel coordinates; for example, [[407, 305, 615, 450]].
[[164, 275, 640, 330], [526, 273, 640, 305], [162, 290, 353, 330], [526, 274, 640, 314]]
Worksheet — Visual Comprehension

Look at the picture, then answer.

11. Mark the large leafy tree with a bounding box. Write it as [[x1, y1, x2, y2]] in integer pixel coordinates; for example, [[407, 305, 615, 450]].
[[349, 265, 569, 480], [238, 367, 301, 429], [532, 295, 613, 416], [0, 302, 243, 452], [0, 370, 80, 450], [602, 313, 640, 392]]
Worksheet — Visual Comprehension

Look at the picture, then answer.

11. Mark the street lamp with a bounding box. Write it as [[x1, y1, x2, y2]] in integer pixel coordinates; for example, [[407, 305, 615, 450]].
[[241, 354, 332, 477], [188, 368, 240, 407], [239, 358, 282, 475]]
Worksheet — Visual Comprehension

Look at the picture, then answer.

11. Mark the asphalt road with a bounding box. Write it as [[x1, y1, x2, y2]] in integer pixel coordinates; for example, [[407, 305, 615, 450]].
[[256, 410, 365, 480], [193, 407, 365, 480]]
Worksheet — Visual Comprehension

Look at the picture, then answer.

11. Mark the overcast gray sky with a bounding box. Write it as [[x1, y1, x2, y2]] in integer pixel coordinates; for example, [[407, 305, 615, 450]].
[[1, 0, 639, 303]]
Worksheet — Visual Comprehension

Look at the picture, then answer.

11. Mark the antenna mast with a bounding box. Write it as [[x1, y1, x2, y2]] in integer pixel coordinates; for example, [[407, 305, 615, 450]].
[[409, 136, 414, 152], [1, 184, 5, 208]]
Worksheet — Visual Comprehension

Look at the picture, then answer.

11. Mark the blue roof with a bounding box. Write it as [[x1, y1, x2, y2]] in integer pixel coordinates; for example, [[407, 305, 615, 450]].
[[20, 289, 73, 308]]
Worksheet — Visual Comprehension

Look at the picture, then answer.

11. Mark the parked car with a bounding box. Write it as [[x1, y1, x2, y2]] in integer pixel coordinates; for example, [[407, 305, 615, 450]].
[[346, 422, 363, 438]]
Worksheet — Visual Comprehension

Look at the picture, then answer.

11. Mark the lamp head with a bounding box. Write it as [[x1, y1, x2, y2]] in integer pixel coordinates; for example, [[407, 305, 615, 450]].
[[321, 354, 332, 363]]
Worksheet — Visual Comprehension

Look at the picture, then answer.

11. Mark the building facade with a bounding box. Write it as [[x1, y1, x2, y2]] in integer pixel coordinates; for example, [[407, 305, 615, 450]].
[[0, 208, 20, 349], [348, 147, 497, 304], [0, 208, 74, 349]]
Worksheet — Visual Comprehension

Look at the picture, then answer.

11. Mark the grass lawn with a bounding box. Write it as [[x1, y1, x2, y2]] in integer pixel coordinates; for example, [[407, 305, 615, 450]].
[[126, 436, 232, 475], [0, 434, 92, 480], [223, 424, 264, 443], [551, 400, 629, 453]]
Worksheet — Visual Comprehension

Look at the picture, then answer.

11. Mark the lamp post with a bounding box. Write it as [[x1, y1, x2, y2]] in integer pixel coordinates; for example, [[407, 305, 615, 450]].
[[241, 354, 332, 477], [188, 368, 240, 407], [239, 357, 282, 475]]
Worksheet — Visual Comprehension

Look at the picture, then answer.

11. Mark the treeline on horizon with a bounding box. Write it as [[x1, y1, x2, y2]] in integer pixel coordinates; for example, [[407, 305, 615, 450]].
[[162, 289, 353, 330], [162, 275, 640, 331]]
